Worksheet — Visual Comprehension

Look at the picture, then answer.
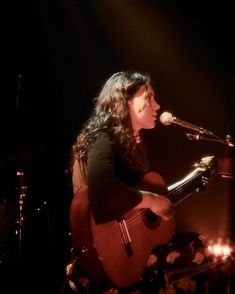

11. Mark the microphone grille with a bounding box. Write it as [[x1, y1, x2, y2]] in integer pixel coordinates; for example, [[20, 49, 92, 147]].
[[159, 112, 173, 125]]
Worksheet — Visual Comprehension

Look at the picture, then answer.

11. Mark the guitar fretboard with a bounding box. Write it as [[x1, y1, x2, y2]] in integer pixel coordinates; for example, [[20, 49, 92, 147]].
[[167, 172, 204, 205]]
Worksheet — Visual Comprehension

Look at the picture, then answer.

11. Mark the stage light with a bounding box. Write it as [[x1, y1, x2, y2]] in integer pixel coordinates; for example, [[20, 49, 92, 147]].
[[207, 243, 232, 258]]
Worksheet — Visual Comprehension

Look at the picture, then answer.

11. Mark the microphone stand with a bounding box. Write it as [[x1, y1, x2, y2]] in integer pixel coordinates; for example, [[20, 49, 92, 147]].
[[185, 131, 234, 293], [185, 132, 235, 148], [185, 132, 234, 179]]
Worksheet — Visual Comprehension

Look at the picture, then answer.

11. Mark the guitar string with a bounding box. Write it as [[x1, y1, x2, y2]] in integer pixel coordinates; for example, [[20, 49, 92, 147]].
[[117, 163, 213, 241], [124, 172, 203, 230], [127, 216, 147, 235], [168, 173, 202, 205]]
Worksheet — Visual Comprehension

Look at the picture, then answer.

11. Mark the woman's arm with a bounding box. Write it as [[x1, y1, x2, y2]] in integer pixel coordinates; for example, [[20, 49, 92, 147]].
[[87, 133, 142, 222], [87, 132, 173, 223]]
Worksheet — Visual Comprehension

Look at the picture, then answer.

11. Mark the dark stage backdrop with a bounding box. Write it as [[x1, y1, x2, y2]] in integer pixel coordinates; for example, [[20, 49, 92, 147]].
[[1, 1, 235, 291]]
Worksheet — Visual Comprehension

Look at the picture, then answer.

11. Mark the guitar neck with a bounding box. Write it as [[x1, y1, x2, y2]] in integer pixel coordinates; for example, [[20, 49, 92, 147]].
[[166, 168, 204, 206]]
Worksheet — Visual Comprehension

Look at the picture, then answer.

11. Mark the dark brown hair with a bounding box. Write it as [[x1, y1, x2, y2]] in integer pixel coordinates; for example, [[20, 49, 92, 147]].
[[72, 71, 152, 170]]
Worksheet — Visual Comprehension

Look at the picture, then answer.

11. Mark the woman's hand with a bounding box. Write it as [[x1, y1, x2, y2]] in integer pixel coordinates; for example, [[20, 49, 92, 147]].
[[149, 193, 174, 220], [137, 191, 174, 221]]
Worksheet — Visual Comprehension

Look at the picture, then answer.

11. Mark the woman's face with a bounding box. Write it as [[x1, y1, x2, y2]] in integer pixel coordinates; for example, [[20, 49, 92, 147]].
[[127, 84, 160, 131]]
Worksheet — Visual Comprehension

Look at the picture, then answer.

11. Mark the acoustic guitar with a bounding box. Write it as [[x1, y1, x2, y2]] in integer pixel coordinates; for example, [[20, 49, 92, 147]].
[[70, 155, 216, 288]]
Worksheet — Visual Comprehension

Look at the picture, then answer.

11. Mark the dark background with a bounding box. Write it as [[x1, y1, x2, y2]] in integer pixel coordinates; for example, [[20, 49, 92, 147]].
[[1, 0, 235, 293]]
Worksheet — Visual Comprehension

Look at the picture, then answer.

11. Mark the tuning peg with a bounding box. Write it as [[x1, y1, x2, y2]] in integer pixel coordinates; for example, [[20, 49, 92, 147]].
[[202, 176, 209, 185]]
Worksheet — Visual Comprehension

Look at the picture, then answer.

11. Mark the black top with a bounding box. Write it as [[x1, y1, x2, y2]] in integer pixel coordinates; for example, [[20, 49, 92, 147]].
[[87, 132, 146, 223]]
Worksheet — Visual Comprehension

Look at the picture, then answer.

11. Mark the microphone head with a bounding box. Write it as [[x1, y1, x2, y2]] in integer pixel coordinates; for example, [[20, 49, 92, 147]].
[[159, 112, 173, 125]]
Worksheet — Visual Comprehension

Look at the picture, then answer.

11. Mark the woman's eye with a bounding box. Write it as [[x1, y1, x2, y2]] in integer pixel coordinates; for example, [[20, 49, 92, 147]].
[[148, 95, 154, 102]]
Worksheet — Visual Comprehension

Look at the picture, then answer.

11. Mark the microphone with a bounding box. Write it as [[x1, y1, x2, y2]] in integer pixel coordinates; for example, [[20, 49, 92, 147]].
[[159, 112, 214, 136]]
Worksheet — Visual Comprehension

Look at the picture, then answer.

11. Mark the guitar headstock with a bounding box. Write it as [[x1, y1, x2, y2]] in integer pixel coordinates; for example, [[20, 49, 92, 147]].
[[167, 155, 218, 205], [193, 155, 217, 181]]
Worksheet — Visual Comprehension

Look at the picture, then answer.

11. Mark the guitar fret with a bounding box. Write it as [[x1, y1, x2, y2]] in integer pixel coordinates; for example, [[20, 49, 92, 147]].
[[167, 173, 203, 206]]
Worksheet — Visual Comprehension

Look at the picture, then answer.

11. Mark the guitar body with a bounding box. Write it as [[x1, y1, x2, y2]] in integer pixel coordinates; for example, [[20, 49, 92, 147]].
[[70, 172, 175, 288], [70, 155, 216, 288], [70, 186, 114, 286], [91, 208, 175, 288]]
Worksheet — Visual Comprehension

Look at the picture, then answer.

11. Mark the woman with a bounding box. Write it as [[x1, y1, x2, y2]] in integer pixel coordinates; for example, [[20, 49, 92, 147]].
[[72, 71, 173, 222], [67, 71, 207, 294]]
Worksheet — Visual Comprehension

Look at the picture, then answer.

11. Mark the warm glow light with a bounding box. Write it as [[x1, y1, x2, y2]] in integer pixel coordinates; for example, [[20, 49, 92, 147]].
[[208, 243, 232, 257], [222, 245, 232, 256]]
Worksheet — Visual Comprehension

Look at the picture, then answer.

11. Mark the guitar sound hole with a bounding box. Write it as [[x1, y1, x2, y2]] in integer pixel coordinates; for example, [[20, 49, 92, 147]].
[[142, 209, 161, 229]]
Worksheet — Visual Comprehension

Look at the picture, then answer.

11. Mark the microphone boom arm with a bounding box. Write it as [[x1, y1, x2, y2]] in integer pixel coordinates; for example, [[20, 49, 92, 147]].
[[185, 132, 234, 148]]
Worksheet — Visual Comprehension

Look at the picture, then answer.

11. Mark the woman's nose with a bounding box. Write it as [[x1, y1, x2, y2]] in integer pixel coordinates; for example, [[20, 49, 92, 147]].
[[152, 100, 160, 110]]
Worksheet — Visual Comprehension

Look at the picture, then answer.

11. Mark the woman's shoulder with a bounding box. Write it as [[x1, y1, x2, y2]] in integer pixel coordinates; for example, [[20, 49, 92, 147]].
[[93, 130, 114, 144], [90, 130, 116, 153]]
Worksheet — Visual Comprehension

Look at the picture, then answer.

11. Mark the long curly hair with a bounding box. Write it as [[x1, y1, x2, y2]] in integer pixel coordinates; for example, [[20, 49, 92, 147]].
[[72, 71, 152, 170]]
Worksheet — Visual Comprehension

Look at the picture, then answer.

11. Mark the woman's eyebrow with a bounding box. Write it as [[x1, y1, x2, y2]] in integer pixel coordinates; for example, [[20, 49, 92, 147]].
[[145, 92, 154, 100]]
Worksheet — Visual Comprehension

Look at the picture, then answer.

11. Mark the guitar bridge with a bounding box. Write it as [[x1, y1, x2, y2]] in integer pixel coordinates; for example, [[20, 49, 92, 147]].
[[118, 219, 133, 256]]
